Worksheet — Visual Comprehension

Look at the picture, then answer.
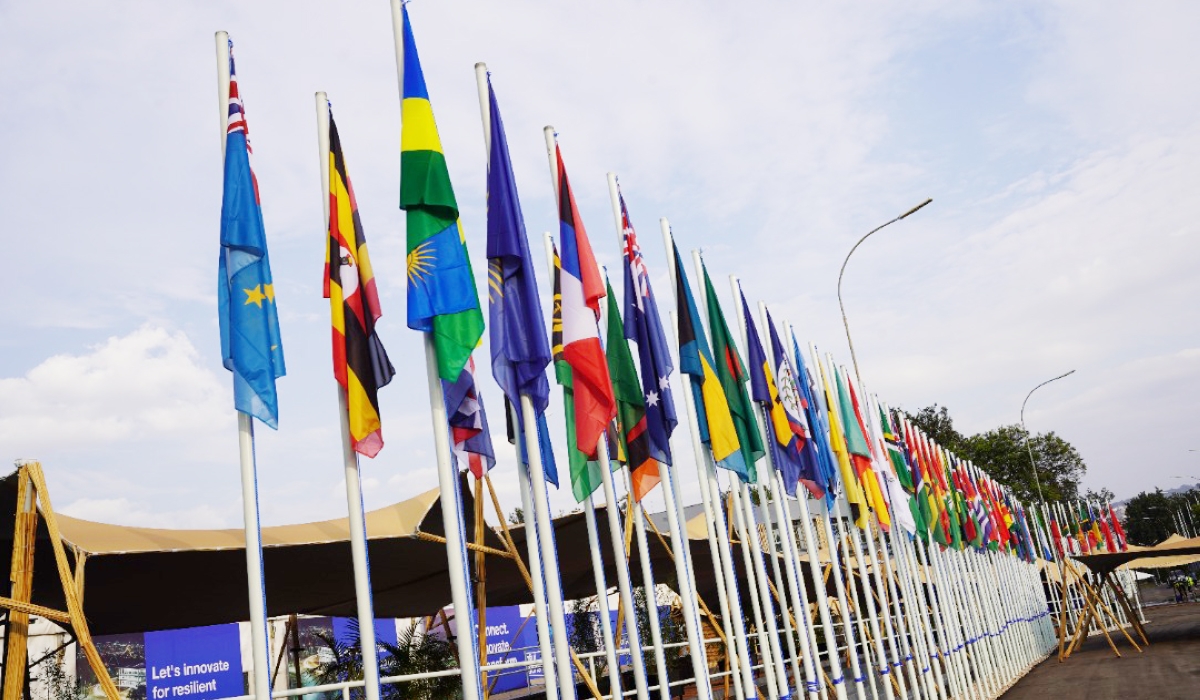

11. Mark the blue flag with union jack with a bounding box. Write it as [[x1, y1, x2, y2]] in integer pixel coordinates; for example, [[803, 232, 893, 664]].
[[218, 39, 285, 428], [619, 186, 677, 465]]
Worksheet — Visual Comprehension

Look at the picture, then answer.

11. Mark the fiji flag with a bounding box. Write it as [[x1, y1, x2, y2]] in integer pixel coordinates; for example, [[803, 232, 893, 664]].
[[619, 186, 677, 465], [218, 40, 285, 428]]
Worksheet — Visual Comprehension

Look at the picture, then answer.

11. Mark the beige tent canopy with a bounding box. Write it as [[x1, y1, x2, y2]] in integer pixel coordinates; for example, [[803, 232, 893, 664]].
[[0, 468, 522, 635], [1073, 533, 1200, 574]]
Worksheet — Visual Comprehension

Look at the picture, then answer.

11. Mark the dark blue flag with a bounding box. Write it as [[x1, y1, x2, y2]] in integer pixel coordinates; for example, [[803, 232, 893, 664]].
[[791, 329, 839, 505], [619, 187, 677, 465], [485, 77, 556, 483]]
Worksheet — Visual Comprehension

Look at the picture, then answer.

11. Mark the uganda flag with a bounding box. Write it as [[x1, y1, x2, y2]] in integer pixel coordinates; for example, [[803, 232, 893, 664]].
[[325, 110, 395, 458], [400, 6, 484, 381]]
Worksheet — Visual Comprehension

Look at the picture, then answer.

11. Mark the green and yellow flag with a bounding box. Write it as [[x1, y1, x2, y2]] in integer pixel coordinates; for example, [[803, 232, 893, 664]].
[[700, 262, 763, 483], [400, 7, 483, 381]]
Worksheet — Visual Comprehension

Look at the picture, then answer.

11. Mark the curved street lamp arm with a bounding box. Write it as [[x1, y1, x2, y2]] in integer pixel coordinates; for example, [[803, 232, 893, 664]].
[[1020, 369, 1076, 503], [837, 198, 932, 379]]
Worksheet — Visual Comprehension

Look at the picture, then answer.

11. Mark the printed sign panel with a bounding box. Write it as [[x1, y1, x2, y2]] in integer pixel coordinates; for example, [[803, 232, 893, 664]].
[[145, 624, 243, 700]]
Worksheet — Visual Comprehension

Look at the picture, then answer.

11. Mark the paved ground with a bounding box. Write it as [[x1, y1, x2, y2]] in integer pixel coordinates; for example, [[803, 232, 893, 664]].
[[1003, 593, 1200, 700]]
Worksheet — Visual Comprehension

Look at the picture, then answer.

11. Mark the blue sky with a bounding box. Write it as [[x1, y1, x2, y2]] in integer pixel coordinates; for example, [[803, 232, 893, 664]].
[[1, 1, 1197, 528]]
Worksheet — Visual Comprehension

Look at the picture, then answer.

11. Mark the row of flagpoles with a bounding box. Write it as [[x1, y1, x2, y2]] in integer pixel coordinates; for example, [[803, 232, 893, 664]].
[[213, 3, 1142, 700]]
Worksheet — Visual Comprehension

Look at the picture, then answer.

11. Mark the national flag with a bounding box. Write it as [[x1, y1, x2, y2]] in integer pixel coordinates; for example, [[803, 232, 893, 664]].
[[819, 357, 869, 528], [444, 356, 495, 479], [401, 7, 484, 382], [1109, 503, 1128, 551], [1049, 510, 1065, 558], [741, 289, 802, 496], [700, 262, 763, 483], [883, 409, 925, 533], [619, 186, 677, 465], [484, 77, 557, 483], [218, 40, 285, 429], [835, 366, 890, 530], [899, 418, 934, 542], [605, 279, 659, 501], [866, 396, 915, 535], [325, 110, 395, 458], [552, 243, 604, 501], [766, 311, 827, 499], [554, 144, 616, 459], [791, 330, 839, 503], [672, 241, 746, 479]]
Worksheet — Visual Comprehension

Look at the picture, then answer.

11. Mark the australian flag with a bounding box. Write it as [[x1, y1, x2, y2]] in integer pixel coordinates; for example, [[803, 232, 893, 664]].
[[619, 186, 677, 464]]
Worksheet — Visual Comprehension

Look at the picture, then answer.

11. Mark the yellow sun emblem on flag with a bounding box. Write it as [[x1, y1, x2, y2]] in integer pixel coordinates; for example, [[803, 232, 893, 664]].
[[407, 241, 436, 285]]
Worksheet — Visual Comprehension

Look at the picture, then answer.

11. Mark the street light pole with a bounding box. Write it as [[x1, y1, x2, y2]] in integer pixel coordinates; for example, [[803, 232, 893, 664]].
[[1020, 370, 1076, 503], [838, 198, 932, 380]]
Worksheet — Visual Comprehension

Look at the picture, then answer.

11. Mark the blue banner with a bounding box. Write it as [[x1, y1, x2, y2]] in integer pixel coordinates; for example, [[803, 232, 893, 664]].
[[145, 624, 242, 700]]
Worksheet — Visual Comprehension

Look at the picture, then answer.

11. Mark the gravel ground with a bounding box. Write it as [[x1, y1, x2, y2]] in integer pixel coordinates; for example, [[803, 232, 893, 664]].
[[1002, 589, 1200, 700]]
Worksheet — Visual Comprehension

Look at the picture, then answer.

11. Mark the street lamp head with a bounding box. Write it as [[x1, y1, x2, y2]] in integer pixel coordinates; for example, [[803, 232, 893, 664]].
[[899, 198, 933, 220]]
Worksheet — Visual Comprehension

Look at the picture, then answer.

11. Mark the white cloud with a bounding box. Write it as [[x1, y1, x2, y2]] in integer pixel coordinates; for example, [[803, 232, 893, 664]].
[[0, 325, 231, 449]]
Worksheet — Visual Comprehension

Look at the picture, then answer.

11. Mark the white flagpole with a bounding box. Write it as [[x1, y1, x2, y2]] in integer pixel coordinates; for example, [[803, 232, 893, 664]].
[[809, 350, 876, 700], [313, 92, 383, 700], [781, 324, 850, 700], [624, 471, 672, 700], [216, 32, 273, 700], [688, 250, 766, 700], [728, 479, 783, 700], [722, 275, 798, 700], [542, 131, 650, 700], [386, 4, 480, 696], [643, 214, 715, 700], [470, 63, 560, 700], [658, 228, 751, 700], [600, 171, 686, 700], [539, 231, 623, 699]]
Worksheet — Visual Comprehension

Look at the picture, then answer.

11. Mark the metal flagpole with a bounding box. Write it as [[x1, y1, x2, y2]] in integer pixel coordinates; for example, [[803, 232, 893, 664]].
[[806, 345, 869, 700], [781, 322, 850, 700], [624, 471, 672, 700], [657, 232, 753, 700], [895, 530, 946, 700], [215, 32, 273, 700], [541, 130, 650, 700], [313, 92, 383, 700], [582, 494, 625, 695], [723, 278, 805, 699], [386, 5, 486, 696], [470, 62, 560, 700], [604, 182, 705, 700], [540, 231, 624, 700], [811, 357, 878, 700]]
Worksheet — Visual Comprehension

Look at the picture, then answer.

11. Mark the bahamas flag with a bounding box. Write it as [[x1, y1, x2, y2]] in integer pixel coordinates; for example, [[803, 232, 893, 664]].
[[401, 7, 484, 381], [218, 39, 285, 429], [700, 262, 762, 483], [672, 241, 746, 481]]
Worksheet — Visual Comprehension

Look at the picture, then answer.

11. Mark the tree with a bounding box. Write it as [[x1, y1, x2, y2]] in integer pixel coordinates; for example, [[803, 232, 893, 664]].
[[508, 507, 525, 525], [1123, 489, 1177, 546], [1083, 487, 1116, 504], [904, 405, 1089, 503], [905, 405, 965, 454], [313, 619, 460, 699]]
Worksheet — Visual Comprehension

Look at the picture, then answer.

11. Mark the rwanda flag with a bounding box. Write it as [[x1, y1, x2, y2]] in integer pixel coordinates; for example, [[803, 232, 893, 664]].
[[401, 6, 484, 381], [672, 241, 746, 481], [218, 40, 285, 429]]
